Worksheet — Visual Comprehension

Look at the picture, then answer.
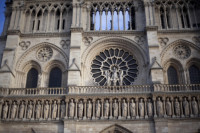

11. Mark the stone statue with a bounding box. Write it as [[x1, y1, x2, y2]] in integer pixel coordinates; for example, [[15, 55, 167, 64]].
[[95, 100, 101, 118], [37, 73, 42, 87], [113, 99, 118, 117], [11, 102, 17, 119], [87, 100, 92, 118], [130, 99, 136, 117], [157, 97, 163, 117], [111, 67, 119, 86], [69, 99, 75, 118], [35, 101, 41, 119], [165, 98, 172, 116], [60, 101, 66, 118], [183, 97, 189, 116], [19, 101, 25, 119], [3, 102, 8, 119], [122, 99, 127, 117], [174, 98, 180, 116], [192, 97, 198, 115], [119, 70, 124, 86], [78, 100, 83, 118], [105, 70, 111, 86], [138, 99, 144, 117], [147, 99, 153, 117], [52, 101, 57, 119], [27, 101, 33, 119], [104, 100, 109, 118], [44, 101, 49, 119]]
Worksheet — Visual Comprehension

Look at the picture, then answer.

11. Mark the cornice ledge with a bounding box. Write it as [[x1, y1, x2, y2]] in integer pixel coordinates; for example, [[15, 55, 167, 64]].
[[70, 27, 83, 33], [83, 30, 145, 36], [7, 30, 21, 36], [145, 26, 158, 31], [20, 32, 71, 38], [158, 29, 200, 34]]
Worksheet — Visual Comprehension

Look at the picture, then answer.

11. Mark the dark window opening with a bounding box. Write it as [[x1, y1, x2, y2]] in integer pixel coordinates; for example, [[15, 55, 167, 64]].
[[37, 20, 40, 30], [62, 19, 65, 30], [167, 66, 179, 84], [32, 20, 35, 31], [189, 65, 200, 84], [49, 67, 62, 87], [57, 19, 60, 30], [26, 68, 38, 88]]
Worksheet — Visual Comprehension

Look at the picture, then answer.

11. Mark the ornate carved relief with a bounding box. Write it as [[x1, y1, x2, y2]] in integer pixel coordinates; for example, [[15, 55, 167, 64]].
[[19, 41, 31, 50], [158, 37, 169, 47], [60, 40, 70, 49], [36, 47, 53, 62], [173, 45, 191, 59], [134, 36, 145, 45], [83, 37, 93, 46], [91, 48, 138, 86], [192, 36, 200, 45]]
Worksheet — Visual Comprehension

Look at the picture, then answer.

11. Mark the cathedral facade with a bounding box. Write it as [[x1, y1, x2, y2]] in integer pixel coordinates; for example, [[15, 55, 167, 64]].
[[0, 0, 200, 132]]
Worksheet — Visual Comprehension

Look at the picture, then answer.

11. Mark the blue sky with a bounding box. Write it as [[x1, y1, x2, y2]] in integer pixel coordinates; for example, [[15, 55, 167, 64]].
[[0, 0, 6, 35]]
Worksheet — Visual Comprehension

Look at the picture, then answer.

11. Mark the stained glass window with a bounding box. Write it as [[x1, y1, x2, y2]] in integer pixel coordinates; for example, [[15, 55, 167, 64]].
[[49, 67, 62, 87], [26, 68, 38, 88], [167, 66, 178, 84], [189, 65, 200, 84]]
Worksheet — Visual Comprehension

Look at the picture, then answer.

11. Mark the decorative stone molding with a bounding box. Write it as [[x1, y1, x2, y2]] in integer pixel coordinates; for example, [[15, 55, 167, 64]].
[[36, 47, 53, 62], [158, 37, 169, 48], [173, 45, 191, 60], [82, 37, 93, 46], [19, 41, 31, 50], [192, 36, 200, 45], [134, 36, 145, 45], [60, 40, 70, 49]]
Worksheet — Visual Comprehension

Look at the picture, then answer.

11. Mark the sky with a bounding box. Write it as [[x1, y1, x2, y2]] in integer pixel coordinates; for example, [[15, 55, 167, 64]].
[[0, 0, 6, 35]]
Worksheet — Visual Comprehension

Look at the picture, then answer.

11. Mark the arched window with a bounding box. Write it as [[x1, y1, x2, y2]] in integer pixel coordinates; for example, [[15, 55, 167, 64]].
[[49, 67, 62, 87], [167, 66, 179, 84], [189, 65, 200, 84], [26, 68, 38, 88]]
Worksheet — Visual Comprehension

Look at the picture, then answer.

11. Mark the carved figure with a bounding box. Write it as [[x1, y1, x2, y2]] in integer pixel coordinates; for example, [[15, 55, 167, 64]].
[[19, 101, 25, 119], [113, 99, 118, 117], [60, 101, 66, 118], [192, 97, 198, 115], [157, 97, 163, 117], [35, 101, 41, 119], [52, 101, 57, 119], [105, 70, 111, 86], [130, 99, 136, 117], [139, 99, 144, 117], [104, 100, 109, 118], [183, 97, 189, 116], [122, 99, 127, 117], [87, 100, 92, 118], [95, 100, 101, 118], [119, 70, 124, 86], [27, 101, 33, 119], [147, 99, 153, 117], [111, 67, 119, 86], [3, 102, 8, 119], [78, 100, 83, 118], [44, 101, 49, 119], [69, 99, 75, 118], [165, 98, 172, 116], [11, 102, 17, 119], [174, 98, 180, 116]]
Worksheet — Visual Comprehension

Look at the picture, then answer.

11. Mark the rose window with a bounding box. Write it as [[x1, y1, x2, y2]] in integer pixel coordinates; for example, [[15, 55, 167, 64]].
[[91, 48, 139, 86], [37, 47, 53, 62], [173, 45, 191, 59]]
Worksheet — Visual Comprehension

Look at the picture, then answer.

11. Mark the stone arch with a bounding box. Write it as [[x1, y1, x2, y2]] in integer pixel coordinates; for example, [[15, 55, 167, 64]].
[[185, 58, 200, 84], [100, 124, 132, 133], [163, 58, 184, 84], [81, 36, 149, 86]]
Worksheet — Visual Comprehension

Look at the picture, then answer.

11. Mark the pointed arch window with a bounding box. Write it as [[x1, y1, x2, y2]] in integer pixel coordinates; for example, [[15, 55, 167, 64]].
[[167, 66, 179, 84], [49, 67, 62, 87], [189, 65, 200, 84], [26, 68, 38, 88]]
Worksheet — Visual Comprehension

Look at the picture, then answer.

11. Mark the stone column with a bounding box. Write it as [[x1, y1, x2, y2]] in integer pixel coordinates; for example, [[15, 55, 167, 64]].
[[0, 99, 3, 119], [127, 99, 130, 119], [24, 100, 28, 120], [179, 97, 184, 118], [65, 99, 69, 119], [46, 11, 50, 32], [92, 99, 95, 120], [189, 97, 193, 117], [9, 8, 17, 30], [186, 5, 192, 28], [175, 5, 180, 29], [32, 100, 36, 120], [111, 9, 114, 30], [74, 99, 78, 119], [118, 99, 121, 119], [100, 11, 102, 31], [59, 10, 63, 32], [153, 98, 157, 118], [83, 99, 87, 120], [123, 6, 126, 30], [16, 100, 20, 119], [129, 9, 132, 30], [93, 10, 96, 31], [163, 97, 167, 118], [136, 98, 139, 119], [48, 100, 52, 120], [86, 5, 91, 31], [117, 10, 120, 30], [171, 97, 175, 118], [57, 100, 60, 120], [8, 100, 12, 119], [109, 98, 113, 119], [72, 3, 77, 27], [40, 100, 44, 119], [144, 2, 150, 26], [144, 99, 148, 119], [101, 99, 104, 119], [198, 97, 200, 117]]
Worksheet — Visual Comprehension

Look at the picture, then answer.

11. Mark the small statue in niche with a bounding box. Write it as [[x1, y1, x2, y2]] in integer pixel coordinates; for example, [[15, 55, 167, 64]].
[[35, 101, 41, 119], [119, 70, 124, 86], [44, 101, 49, 119], [11, 101, 17, 119], [122, 99, 127, 117], [130, 99, 136, 117], [157, 97, 163, 117], [147, 99, 153, 117], [87, 100, 92, 118], [60, 101, 66, 119], [113, 99, 118, 118], [3, 102, 8, 119], [69, 99, 75, 118], [165, 97, 172, 116], [138, 99, 144, 117], [78, 100, 83, 118], [52, 101, 57, 119], [19, 101, 25, 119], [183, 97, 189, 116], [105, 70, 111, 86], [111, 67, 119, 86], [174, 98, 180, 116], [104, 100, 109, 118], [95, 100, 101, 118], [27, 101, 33, 119], [191, 97, 198, 115]]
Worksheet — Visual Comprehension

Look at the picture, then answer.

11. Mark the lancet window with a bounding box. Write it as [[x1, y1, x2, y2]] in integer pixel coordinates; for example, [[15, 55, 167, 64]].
[[49, 67, 62, 87], [155, 0, 200, 30], [89, 1, 135, 31], [26, 68, 38, 88], [189, 65, 200, 84], [167, 66, 179, 85]]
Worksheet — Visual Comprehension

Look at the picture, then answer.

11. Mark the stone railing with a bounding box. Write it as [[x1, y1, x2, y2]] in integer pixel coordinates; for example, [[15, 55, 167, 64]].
[[0, 84, 200, 96]]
